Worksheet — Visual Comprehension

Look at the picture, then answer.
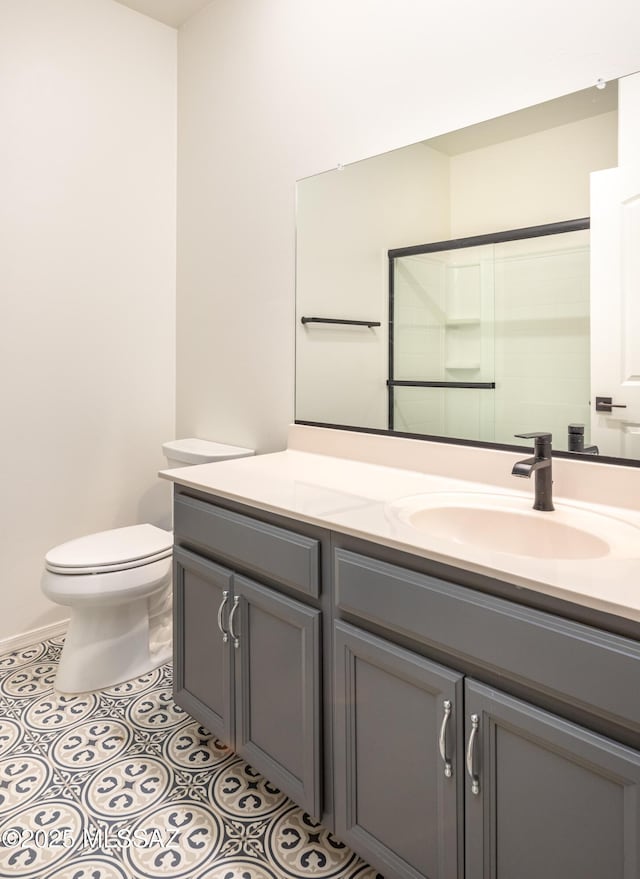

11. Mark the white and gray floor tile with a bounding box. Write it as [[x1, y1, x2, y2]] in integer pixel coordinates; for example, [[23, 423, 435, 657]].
[[0, 636, 383, 879]]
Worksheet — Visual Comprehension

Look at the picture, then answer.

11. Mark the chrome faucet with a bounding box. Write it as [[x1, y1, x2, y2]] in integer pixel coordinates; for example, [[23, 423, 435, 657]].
[[512, 432, 554, 511]]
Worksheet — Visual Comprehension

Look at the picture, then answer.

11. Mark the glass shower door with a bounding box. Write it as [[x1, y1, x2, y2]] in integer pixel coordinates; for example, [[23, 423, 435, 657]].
[[390, 243, 495, 440]]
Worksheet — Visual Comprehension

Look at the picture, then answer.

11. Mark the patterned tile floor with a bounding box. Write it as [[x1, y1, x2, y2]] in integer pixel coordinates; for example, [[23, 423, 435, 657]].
[[0, 636, 382, 879]]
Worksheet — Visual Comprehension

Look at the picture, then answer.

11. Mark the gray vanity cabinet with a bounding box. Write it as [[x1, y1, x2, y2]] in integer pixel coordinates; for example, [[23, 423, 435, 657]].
[[333, 542, 640, 879], [464, 680, 640, 879], [172, 488, 640, 878], [172, 494, 323, 819], [334, 621, 464, 879], [332, 621, 640, 879]]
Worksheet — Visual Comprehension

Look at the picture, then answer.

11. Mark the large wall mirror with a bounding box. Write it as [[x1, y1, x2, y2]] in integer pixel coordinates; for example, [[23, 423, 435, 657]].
[[295, 75, 640, 464]]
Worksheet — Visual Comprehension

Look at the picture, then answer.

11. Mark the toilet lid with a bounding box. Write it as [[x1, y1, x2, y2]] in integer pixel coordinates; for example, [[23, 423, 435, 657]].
[[45, 524, 173, 575]]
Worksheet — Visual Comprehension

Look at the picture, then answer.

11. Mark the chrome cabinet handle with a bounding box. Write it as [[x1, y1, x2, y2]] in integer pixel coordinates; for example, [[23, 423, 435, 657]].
[[217, 591, 229, 643], [438, 700, 453, 778], [466, 713, 480, 795], [228, 595, 240, 649]]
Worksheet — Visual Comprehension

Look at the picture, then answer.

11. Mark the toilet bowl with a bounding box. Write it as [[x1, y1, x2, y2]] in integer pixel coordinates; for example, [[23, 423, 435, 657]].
[[42, 525, 173, 693], [41, 438, 254, 694]]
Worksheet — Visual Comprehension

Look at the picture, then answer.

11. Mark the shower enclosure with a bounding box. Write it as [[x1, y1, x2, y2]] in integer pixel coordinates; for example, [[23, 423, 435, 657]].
[[388, 219, 591, 450]]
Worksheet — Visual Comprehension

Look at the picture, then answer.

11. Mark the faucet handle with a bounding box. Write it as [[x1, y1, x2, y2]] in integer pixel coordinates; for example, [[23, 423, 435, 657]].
[[515, 432, 552, 456], [515, 432, 552, 441]]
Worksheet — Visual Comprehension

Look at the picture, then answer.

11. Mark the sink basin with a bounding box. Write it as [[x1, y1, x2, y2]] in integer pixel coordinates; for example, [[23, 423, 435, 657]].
[[387, 492, 639, 560]]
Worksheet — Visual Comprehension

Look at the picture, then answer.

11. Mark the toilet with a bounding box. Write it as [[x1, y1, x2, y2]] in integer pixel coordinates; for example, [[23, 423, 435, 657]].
[[41, 438, 254, 694]]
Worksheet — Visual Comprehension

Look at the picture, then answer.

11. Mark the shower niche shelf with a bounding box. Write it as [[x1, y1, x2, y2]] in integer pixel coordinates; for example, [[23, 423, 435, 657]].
[[445, 363, 482, 371], [444, 317, 481, 327]]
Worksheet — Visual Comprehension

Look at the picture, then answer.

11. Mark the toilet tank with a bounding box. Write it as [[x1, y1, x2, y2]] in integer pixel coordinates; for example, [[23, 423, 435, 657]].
[[162, 438, 254, 468]]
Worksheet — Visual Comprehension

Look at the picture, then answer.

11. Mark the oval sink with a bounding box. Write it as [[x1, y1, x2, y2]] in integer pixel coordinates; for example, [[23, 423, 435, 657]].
[[387, 492, 638, 560]]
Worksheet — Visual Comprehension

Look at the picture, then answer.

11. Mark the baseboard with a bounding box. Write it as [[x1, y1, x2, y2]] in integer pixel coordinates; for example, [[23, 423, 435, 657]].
[[0, 619, 69, 655]]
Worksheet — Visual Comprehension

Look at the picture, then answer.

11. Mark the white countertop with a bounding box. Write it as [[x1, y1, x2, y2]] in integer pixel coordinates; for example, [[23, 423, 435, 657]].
[[160, 425, 640, 624]]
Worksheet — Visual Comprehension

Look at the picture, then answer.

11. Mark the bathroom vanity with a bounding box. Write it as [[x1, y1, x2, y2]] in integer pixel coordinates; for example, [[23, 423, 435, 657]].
[[162, 426, 640, 879]]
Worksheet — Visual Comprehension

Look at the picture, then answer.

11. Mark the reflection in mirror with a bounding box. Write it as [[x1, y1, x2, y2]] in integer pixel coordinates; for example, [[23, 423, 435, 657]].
[[388, 222, 590, 452], [294, 80, 640, 461]]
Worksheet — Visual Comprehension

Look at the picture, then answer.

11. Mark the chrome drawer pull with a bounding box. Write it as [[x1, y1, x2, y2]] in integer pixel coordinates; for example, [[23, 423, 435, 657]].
[[228, 595, 240, 649], [466, 713, 480, 795], [439, 700, 453, 778], [217, 591, 229, 643]]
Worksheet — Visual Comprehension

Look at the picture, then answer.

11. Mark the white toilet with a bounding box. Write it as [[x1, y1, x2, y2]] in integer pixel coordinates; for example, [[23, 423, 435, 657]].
[[41, 438, 254, 694]]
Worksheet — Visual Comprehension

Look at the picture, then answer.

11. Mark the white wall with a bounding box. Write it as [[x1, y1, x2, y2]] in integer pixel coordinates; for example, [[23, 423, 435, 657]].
[[0, 0, 177, 644], [449, 112, 618, 236], [176, 0, 640, 455]]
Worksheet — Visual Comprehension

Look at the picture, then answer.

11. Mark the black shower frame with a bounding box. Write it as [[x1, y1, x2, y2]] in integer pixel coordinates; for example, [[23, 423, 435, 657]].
[[386, 217, 590, 430]]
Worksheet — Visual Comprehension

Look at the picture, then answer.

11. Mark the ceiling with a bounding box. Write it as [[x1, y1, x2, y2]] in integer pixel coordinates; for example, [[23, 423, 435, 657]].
[[428, 81, 618, 156], [113, 0, 211, 28]]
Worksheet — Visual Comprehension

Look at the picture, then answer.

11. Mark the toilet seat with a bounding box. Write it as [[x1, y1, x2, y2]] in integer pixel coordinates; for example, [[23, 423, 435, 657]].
[[45, 524, 172, 575]]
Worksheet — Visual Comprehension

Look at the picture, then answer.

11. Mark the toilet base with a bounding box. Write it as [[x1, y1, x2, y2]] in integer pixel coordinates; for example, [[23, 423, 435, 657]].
[[55, 599, 171, 694]]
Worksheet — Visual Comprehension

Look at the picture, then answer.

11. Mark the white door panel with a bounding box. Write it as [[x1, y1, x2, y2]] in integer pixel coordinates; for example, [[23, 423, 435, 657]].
[[590, 72, 640, 457], [621, 185, 640, 386]]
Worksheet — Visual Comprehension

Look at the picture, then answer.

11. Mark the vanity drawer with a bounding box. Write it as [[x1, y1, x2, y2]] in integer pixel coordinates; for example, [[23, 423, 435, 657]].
[[334, 548, 640, 733], [174, 494, 320, 598]]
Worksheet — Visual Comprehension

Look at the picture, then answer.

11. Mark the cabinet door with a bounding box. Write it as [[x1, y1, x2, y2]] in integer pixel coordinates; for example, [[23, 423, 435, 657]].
[[233, 574, 322, 819], [173, 546, 234, 745], [334, 621, 464, 879], [465, 679, 640, 879]]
